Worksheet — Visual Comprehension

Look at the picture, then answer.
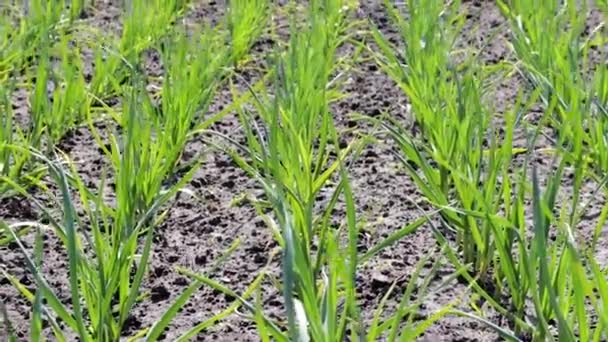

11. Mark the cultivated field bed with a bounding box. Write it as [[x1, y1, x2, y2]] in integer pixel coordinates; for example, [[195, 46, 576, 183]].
[[1, 1, 608, 341]]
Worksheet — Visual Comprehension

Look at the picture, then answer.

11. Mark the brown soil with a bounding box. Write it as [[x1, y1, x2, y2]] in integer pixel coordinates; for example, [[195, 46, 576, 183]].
[[2, 1, 606, 342]]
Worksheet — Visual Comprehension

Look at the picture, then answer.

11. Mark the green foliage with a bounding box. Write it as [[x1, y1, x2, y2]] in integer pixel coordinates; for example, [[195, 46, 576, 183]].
[[90, 0, 189, 98], [0, 1, 267, 340], [498, 0, 608, 182], [371, 0, 507, 279], [227, 0, 269, 64], [1, 146, 196, 341], [4, 0, 608, 341], [371, 0, 608, 340], [210, 1, 460, 340], [229, 1, 362, 339]]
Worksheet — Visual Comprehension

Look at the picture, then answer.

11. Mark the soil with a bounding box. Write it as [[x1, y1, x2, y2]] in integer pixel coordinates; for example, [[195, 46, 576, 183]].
[[1, 1, 607, 342]]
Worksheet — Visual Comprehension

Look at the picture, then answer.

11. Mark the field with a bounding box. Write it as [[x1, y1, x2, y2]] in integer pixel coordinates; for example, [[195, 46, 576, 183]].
[[1, 0, 608, 341]]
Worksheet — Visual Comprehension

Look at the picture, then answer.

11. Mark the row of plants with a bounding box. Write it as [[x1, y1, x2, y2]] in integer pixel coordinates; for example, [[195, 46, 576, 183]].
[[1, 0, 608, 341]]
